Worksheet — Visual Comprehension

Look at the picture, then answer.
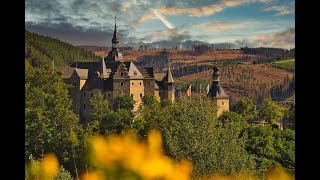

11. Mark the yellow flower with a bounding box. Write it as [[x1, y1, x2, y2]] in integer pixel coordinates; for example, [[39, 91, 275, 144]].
[[80, 172, 104, 180], [43, 153, 58, 177], [266, 166, 294, 180]]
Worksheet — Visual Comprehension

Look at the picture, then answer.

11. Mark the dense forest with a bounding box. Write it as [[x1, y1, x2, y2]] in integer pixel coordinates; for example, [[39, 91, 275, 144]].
[[25, 65, 295, 180], [241, 47, 295, 63], [25, 30, 100, 68]]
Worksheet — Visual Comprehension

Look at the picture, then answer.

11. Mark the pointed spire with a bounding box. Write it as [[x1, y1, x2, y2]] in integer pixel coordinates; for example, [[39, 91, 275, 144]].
[[100, 55, 108, 78], [165, 59, 174, 83], [114, 16, 117, 36], [112, 16, 119, 49]]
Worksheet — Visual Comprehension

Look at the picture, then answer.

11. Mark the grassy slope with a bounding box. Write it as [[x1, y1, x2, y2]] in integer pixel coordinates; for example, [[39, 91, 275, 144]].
[[272, 59, 295, 72]]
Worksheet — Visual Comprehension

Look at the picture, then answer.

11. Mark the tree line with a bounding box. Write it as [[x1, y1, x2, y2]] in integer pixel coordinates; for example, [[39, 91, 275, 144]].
[[25, 30, 100, 68], [25, 65, 294, 179]]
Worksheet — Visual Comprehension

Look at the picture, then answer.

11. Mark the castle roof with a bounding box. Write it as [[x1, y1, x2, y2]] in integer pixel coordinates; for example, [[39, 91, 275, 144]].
[[128, 62, 144, 79], [208, 63, 228, 99], [209, 86, 228, 99], [58, 67, 88, 79]]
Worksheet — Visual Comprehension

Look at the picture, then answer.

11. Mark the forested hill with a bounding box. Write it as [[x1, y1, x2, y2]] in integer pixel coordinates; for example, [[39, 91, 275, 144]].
[[25, 30, 100, 68]]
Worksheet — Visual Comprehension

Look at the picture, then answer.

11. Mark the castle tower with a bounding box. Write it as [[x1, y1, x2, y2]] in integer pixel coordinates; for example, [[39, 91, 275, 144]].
[[163, 59, 175, 103], [208, 63, 229, 117], [106, 17, 123, 61]]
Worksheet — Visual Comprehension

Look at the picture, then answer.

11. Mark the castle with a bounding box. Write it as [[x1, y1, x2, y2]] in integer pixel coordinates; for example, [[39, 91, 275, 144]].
[[60, 17, 229, 122], [60, 17, 174, 122]]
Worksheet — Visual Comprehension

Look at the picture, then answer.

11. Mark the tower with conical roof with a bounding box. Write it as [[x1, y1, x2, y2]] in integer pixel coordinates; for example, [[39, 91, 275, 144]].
[[106, 17, 123, 61], [163, 59, 175, 103], [208, 62, 229, 117]]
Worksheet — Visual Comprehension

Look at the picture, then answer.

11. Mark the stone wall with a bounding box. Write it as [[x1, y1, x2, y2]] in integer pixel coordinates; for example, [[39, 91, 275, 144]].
[[215, 98, 230, 118], [130, 80, 145, 111]]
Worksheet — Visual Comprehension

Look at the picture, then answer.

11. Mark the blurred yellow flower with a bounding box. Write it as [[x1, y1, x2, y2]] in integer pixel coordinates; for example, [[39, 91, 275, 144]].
[[43, 153, 58, 177], [26, 153, 59, 180], [81, 172, 104, 180], [87, 129, 192, 180], [266, 166, 294, 180]]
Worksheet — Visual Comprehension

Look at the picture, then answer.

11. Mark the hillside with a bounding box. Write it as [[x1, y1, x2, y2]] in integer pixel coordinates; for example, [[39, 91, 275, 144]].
[[93, 49, 260, 63], [175, 63, 294, 107], [271, 59, 295, 72], [25, 30, 100, 68]]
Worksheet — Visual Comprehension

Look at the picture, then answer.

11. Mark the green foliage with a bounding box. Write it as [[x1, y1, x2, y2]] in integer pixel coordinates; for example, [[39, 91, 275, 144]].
[[141, 96, 256, 176], [114, 93, 135, 111], [25, 30, 99, 68], [244, 125, 295, 175], [258, 97, 285, 124], [233, 98, 257, 120], [25, 67, 84, 174], [272, 59, 295, 72], [142, 93, 160, 108], [89, 91, 110, 123], [219, 111, 248, 131], [56, 166, 74, 180]]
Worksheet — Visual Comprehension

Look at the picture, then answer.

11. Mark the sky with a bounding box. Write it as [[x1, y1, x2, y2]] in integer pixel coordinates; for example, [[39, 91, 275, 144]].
[[25, 0, 295, 49]]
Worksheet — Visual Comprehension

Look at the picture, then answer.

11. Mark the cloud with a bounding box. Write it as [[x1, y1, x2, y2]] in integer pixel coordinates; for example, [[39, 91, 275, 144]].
[[132, 13, 156, 25], [132, 0, 273, 25], [236, 27, 295, 48], [141, 27, 191, 44], [199, 21, 255, 33], [263, 1, 295, 16], [25, 21, 132, 46]]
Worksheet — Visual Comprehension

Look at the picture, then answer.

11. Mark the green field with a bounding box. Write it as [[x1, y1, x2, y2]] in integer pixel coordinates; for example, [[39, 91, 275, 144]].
[[272, 59, 295, 72]]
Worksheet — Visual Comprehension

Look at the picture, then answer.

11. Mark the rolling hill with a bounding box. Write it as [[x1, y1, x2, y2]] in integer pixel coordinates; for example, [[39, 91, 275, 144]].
[[25, 30, 100, 68]]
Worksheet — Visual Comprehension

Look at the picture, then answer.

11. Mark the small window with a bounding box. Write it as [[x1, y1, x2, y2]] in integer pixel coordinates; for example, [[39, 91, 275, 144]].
[[108, 93, 111, 98], [83, 93, 86, 97], [140, 82, 142, 86], [83, 104, 86, 110], [121, 73, 124, 76], [134, 71, 137, 75], [222, 101, 224, 105], [121, 82, 124, 86], [132, 82, 134, 85], [148, 82, 151, 86], [113, 72, 115, 75], [159, 92, 161, 96], [131, 94, 133, 98], [140, 94, 142, 98], [91, 93, 93, 97]]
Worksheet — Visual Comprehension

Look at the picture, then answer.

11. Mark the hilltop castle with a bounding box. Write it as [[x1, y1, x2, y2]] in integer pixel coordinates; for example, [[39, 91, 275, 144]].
[[60, 17, 174, 122]]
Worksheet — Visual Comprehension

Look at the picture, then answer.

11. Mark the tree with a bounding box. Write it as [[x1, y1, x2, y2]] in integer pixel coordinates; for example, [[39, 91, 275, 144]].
[[142, 94, 160, 108], [25, 67, 84, 174], [89, 91, 110, 123], [113, 93, 135, 111], [258, 97, 285, 124], [244, 125, 295, 176], [234, 98, 257, 120], [142, 96, 256, 176]]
